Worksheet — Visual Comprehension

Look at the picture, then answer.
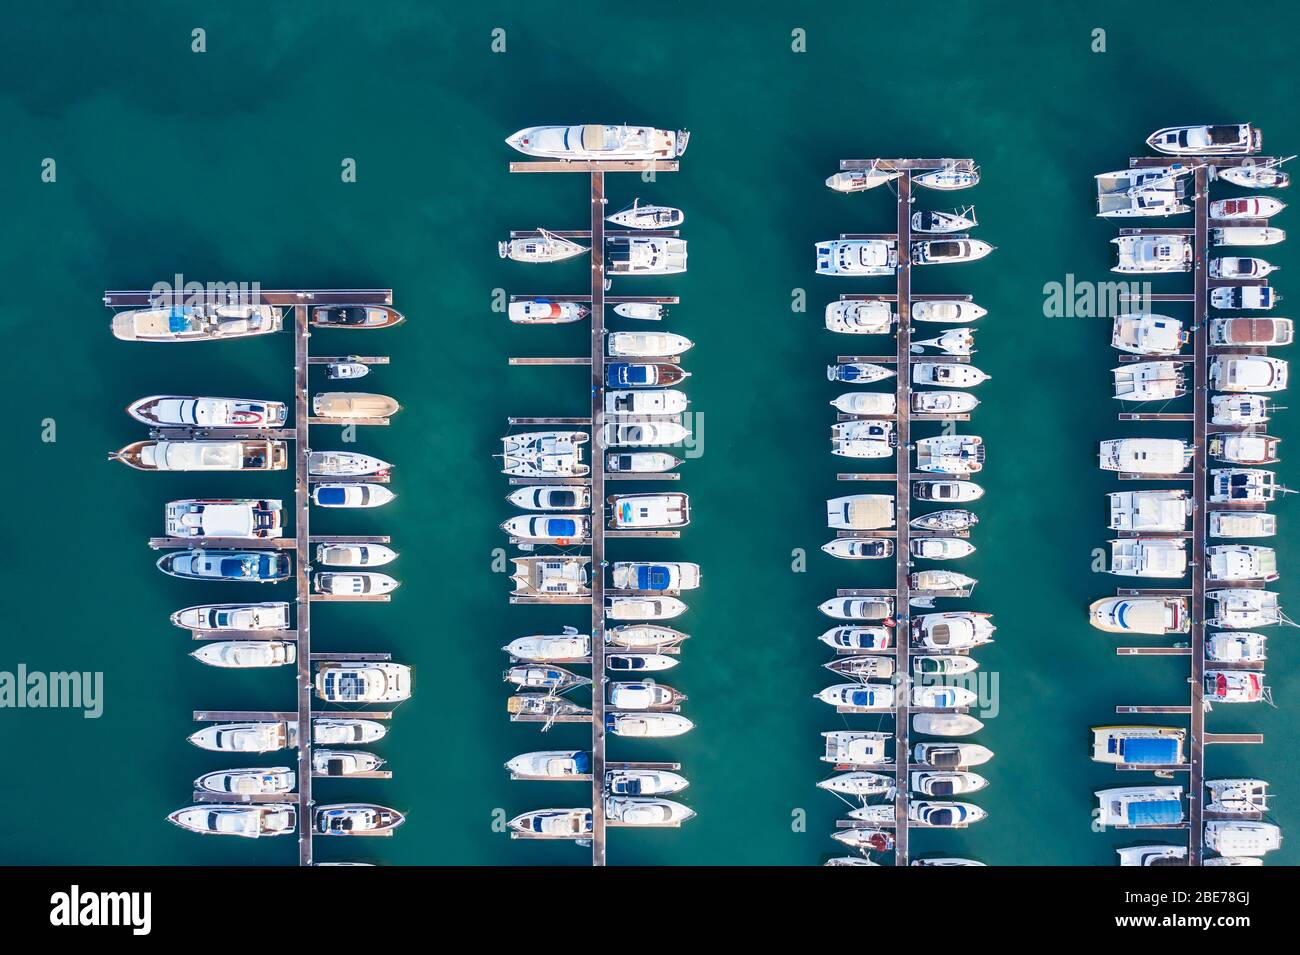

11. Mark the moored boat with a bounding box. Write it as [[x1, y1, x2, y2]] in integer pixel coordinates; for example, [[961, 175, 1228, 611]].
[[606, 199, 683, 229], [112, 303, 282, 342], [158, 549, 291, 583], [508, 299, 588, 325], [168, 804, 296, 838], [1146, 124, 1260, 156], [506, 124, 688, 160], [171, 602, 289, 631], [191, 640, 296, 669], [195, 767, 294, 795], [311, 306, 404, 329], [165, 499, 283, 539], [311, 392, 400, 420], [110, 439, 286, 472], [315, 804, 405, 835], [127, 395, 286, 428]]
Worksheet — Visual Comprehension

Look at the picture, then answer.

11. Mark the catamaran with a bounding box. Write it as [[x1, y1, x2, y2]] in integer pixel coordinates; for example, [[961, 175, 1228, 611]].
[[607, 237, 687, 274], [1091, 726, 1185, 766], [1106, 538, 1188, 578], [1111, 314, 1186, 355], [1095, 166, 1192, 217], [1113, 361, 1186, 401], [1098, 438, 1192, 474], [815, 239, 898, 276], [1112, 234, 1193, 273], [1108, 490, 1191, 532], [1094, 786, 1185, 828]]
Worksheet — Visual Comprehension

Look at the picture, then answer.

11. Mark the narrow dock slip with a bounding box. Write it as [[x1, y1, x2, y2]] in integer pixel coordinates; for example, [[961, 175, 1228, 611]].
[[1089, 132, 1290, 866], [109, 287, 407, 865], [503, 122, 693, 864], [819, 157, 991, 867]]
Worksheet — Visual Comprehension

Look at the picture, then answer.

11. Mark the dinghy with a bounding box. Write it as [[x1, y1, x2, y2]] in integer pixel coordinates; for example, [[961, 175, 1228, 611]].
[[606, 199, 683, 229]]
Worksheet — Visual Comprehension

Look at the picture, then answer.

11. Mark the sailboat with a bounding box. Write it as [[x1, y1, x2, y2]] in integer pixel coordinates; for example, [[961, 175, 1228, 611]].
[[498, 228, 589, 263]]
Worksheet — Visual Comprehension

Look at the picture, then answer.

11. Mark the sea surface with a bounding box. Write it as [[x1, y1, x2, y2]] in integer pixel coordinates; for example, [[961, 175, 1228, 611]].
[[0, 0, 1297, 865]]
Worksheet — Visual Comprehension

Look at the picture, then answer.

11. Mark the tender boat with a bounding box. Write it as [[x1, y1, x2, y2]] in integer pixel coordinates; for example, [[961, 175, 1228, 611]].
[[606, 712, 694, 737], [605, 388, 689, 416], [195, 768, 294, 795], [1210, 196, 1285, 219], [913, 163, 979, 190], [607, 236, 687, 274], [815, 239, 898, 276], [315, 662, 412, 704], [312, 392, 400, 420], [607, 331, 693, 358], [500, 431, 589, 478], [508, 808, 593, 838], [911, 239, 994, 265], [506, 750, 591, 780], [1089, 596, 1189, 635], [508, 299, 588, 325], [912, 612, 995, 651], [314, 572, 400, 596], [1204, 821, 1281, 857], [1107, 537, 1188, 578], [607, 624, 688, 650], [499, 228, 588, 262], [171, 602, 289, 632], [608, 493, 689, 529], [1211, 286, 1276, 311], [506, 124, 688, 160], [612, 302, 666, 321], [606, 362, 689, 387], [913, 206, 977, 233], [913, 300, 986, 323], [191, 640, 295, 669], [165, 499, 283, 540], [912, 327, 975, 355], [824, 656, 895, 679], [822, 731, 892, 766], [913, 743, 993, 768], [819, 596, 894, 621], [912, 362, 990, 388], [1204, 670, 1269, 704], [503, 629, 591, 662], [1095, 166, 1191, 217], [112, 303, 282, 342], [914, 480, 984, 502], [910, 509, 978, 533], [608, 679, 685, 709], [127, 395, 286, 429], [607, 769, 689, 796], [611, 562, 701, 592], [1111, 314, 1186, 355], [1098, 437, 1192, 474], [312, 484, 395, 508], [916, 435, 984, 474], [1209, 318, 1293, 347], [511, 556, 590, 598], [909, 800, 987, 828], [1206, 589, 1282, 628], [827, 362, 896, 384], [827, 493, 895, 530], [606, 199, 683, 229], [605, 595, 686, 621], [189, 722, 288, 753], [1211, 394, 1273, 426], [110, 439, 287, 472], [817, 771, 894, 796], [607, 451, 681, 473], [308, 451, 391, 476], [830, 828, 895, 852], [1091, 726, 1185, 766], [311, 306, 404, 329], [505, 664, 589, 692], [826, 164, 902, 192], [1210, 355, 1289, 392], [821, 538, 894, 560], [818, 626, 892, 653], [1146, 124, 1261, 156], [912, 714, 984, 737], [316, 543, 397, 567], [1210, 512, 1277, 538], [1219, 161, 1291, 189], [315, 804, 405, 835], [1113, 361, 1186, 401], [1207, 631, 1268, 663], [507, 484, 591, 511], [313, 718, 387, 745], [1206, 779, 1270, 814], [326, 361, 369, 380], [831, 392, 897, 416], [167, 804, 296, 838], [158, 549, 291, 583], [1095, 786, 1184, 827], [1118, 845, 1188, 866], [1210, 432, 1280, 465], [607, 653, 678, 673], [1112, 234, 1192, 273], [825, 299, 895, 334], [1213, 226, 1285, 246], [831, 420, 895, 458], [816, 683, 894, 710], [1108, 490, 1190, 532], [313, 749, 386, 777]]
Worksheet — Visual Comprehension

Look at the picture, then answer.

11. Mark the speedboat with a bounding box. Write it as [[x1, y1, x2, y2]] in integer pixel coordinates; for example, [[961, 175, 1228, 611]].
[[505, 664, 589, 692], [1118, 846, 1188, 866], [831, 828, 895, 852], [608, 679, 684, 709], [1204, 821, 1281, 857], [1111, 234, 1192, 273], [912, 612, 995, 651], [1089, 596, 1189, 634], [608, 493, 689, 529], [1210, 196, 1285, 219], [1210, 286, 1276, 309], [607, 236, 687, 274], [506, 124, 688, 160], [1210, 355, 1289, 392], [816, 683, 894, 710], [311, 306, 404, 329], [499, 229, 588, 262], [826, 164, 902, 192], [1220, 161, 1290, 188], [189, 722, 288, 753], [1091, 726, 1186, 766], [815, 239, 898, 276], [607, 331, 693, 357], [1211, 394, 1272, 425], [608, 452, 682, 473], [914, 480, 984, 502], [1207, 631, 1268, 663], [501, 514, 591, 542], [1094, 786, 1184, 827], [1098, 438, 1192, 474], [508, 808, 593, 838], [313, 749, 386, 777], [1146, 124, 1261, 156], [316, 543, 398, 567], [607, 769, 689, 796], [157, 549, 291, 583], [1206, 589, 1282, 628], [312, 392, 400, 420], [1210, 256, 1277, 278], [912, 685, 977, 708], [607, 653, 678, 673], [607, 624, 688, 649], [912, 714, 984, 737], [1108, 490, 1190, 532], [913, 655, 979, 677], [606, 362, 690, 387], [911, 509, 978, 532], [913, 742, 993, 768], [913, 206, 977, 232], [817, 771, 894, 796], [910, 537, 975, 560], [912, 328, 975, 356], [605, 595, 687, 620], [1113, 361, 1185, 401], [1095, 166, 1191, 217], [1209, 317, 1292, 346], [508, 299, 588, 324], [165, 499, 283, 539], [824, 656, 895, 679], [912, 362, 990, 388], [167, 804, 295, 838], [909, 801, 986, 828], [914, 391, 979, 414], [605, 388, 689, 416], [827, 362, 895, 384], [606, 712, 693, 737], [314, 572, 400, 596], [1206, 779, 1270, 814], [191, 640, 295, 669], [831, 420, 895, 458], [818, 626, 892, 652], [821, 538, 894, 560], [1213, 226, 1285, 246], [606, 199, 684, 229], [110, 439, 287, 471], [325, 361, 369, 380], [914, 163, 979, 190], [315, 662, 412, 703], [611, 562, 701, 592], [819, 596, 894, 621], [503, 630, 591, 662], [315, 804, 405, 836], [507, 485, 591, 511], [822, 731, 892, 766], [913, 300, 987, 323], [1210, 512, 1277, 538], [506, 751, 590, 780], [606, 797, 695, 826], [827, 493, 895, 530], [195, 767, 294, 795], [911, 570, 977, 596], [1205, 670, 1269, 704], [915, 435, 984, 474], [112, 303, 282, 342], [911, 239, 994, 265], [830, 392, 897, 416], [308, 451, 392, 476], [825, 299, 895, 334], [1107, 537, 1188, 577], [600, 420, 690, 447], [1211, 468, 1286, 503], [1210, 432, 1280, 465], [1111, 314, 1186, 355], [171, 602, 289, 632], [127, 395, 286, 428], [910, 771, 986, 797], [312, 484, 395, 508], [313, 718, 387, 745]]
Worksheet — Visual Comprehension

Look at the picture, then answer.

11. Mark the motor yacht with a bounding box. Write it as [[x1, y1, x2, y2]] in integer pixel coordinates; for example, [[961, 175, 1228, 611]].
[[316, 543, 398, 567], [503, 629, 591, 662], [1213, 227, 1285, 246], [912, 362, 990, 388], [112, 303, 282, 342], [608, 679, 685, 710], [157, 549, 291, 583], [608, 493, 689, 529], [315, 662, 412, 703], [1210, 286, 1277, 310], [607, 624, 688, 650], [606, 712, 694, 738], [315, 804, 406, 836], [821, 538, 894, 560], [127, 395, 286, 429], [312, 392, 400, 420], [815, 239, 898, 275], [110, 439, 287, 472], [313, 719, 387, 746], [913, 300, 986, 323], [913, 480, 984, 503], [312, 749, 386, 777], [167, 804, 296, 838], [1095, 786, 1184, 827], [507, 484, 592, 511], [312, 484, 395, 509], [195, 767, 294, 795], [1210, 355, 1289, 392], [171, 602, 289, 631], [189, 722, 288, 753], [164, 499, 283, 540], [501, 513, 592, 542], [191, 640, 296, 669], [1210, 512, 1277, 538], [311, 306, 404, 329], [605, 362, 689, 388], [505, 750, 590, 780], [508, 299, 588, 324], [610, 561, 701, 592], [1146, 124, 1261, 156], [1204, 821, 1282, 857], [1089, 595, 1189, 634], [604, 388, 689, 416], [824, 299, 895, 334], [511, 556, 591, 598], [506, 124, 688, 160], [911, 239, 994, 265], [911, 612, 994, 651], [313, 572, 400, 596], [913, 742, 993, 768], [819, 596, 894, 621]]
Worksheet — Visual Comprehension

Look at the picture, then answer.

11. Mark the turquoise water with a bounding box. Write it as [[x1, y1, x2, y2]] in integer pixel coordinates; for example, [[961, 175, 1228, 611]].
[[0, 0, 1296, 864]]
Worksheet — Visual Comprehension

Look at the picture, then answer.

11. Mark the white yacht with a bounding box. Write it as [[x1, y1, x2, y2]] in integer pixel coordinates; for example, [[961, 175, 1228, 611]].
[[1111, 234, 1193, 273], [913, 713, 985, 737], [607, 769, 689, 796], [1207, 671, 1269, 708], [821, 538, 893, 560], [508, 808, 593, 838], [1146, 124, 1261, 156], [600, 420, 690, 447], [913, 300, 986, 323], [827, 493, 895, 530], [825, 299, 895, 334], [816, 683, 894, 710], [112, 303, 282, 342], [1094, 786, 1184, 827], [605, 595, 686, 621], [313, 718, 387, 746], [608, 236, 688, 274], [607, 624, 688, 650], [312, 392, 400, 420], [818, 626, 893, 652], [913, 206, 978, 233], [914, 480, 984, 503], [1091, 726, 1185, 766], [1108, 490, 1190, 532], [910, 771, 987, 796], [819, 596, 894, 621], [511, 556, 590, 598], [826, 164, 902, 193], [498, 229, 588, 263], [1204, 821, 1281, 857], [911, 612, 995, 651], [608, 492, 689, 529], [607, 331, 693, 357], [1206, 779, 1270, 814], [606, 712, 694, 738], [506, 124, 688, 160], [1210, 286, 1276, 310], [316, 543, 397, 567], [825, 655, 895, 679], [606, 199, 684, 229], [503, 630, 591, 662], [1219, 160, 1291, 188], [913, 742, 993, 768], [1210, 196, 1285, 219], [110, 439, 286, 472], [1207, 631, 1268, 663], [507, 484, 591, 511], [315, 804, 406, 836], [911, 509, 978, 533], [1111, 314, 1186, 355], [308, 451, 392, 476], [912, 362, 990, 388], [817, 771, 894, 797], [1210, 256, 1277, 278], [189, 722, 288, 754], [171, 602, 289, 632], [910, 570, 977, 596], [500, 431, 589, 478], [1095, 166, 1191, 217], [1107, 538, 1188, 578], [1206, 589, 1282, 628], [164, 499, 283, 540], [604, 388, 689, 416], [507, 299, 588, 324], [191, 641, 296, 669], [312, 484, 395, 509], [612, 302, 666, 320], [127, 395, 287, 429], [1210, 355, 1289, 392], [911, 239, 994, 265], [911, 328, 975, 357], [1211, 394, 1273, 426], [915, 434, 984, 474], [914, 163, 979, 190], [822, 731, 892, 766], [1211, 468, 1287, 503], [607, 653, 678, 673], [313, 749, 385, 777], [1210, 512, 1277, 538], [313, 572, 400, 596], [611, 561, 701, 592], [608, 678, 684, 710], [195, 768, 293, 797], [608, 451, 681, 474], [315, 662, 411, 704], [831, 392, 897, 416], [827, 361, 896, 384], [1089, 596, 1189, 634], [1213, 226, 1285, 246], [831, 420, 896, 458], [168, 804, 296, 838], [505, 750, 590, 780], [1098, 437, 1192, 474], [912, 391, 979, 415], [910, 538, 975, 560], [1117, 845, 1188, 866], [912, 685, 978, 708], [815, 239, 898, 276], [830, 828, 895, 853], [909, 801, 987, 828]]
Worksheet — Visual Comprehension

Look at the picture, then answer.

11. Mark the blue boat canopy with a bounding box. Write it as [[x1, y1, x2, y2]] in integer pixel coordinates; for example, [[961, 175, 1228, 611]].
[[169, 306, 195, 332], [1119, 737, 1179, 765], [636, 566, 671, 590], [1127, 798, 1183, 826], [317, 487, 347, 505], [546, 518, 577, 536]]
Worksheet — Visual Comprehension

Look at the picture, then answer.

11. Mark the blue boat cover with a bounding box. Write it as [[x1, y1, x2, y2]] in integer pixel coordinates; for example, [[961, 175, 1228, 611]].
[[572, 752, 591, 773], [636, 566, 670, 590], [318, 487, 346, 505], [169, 306, 194, 332], [1127, 798, 1183, 826], [547, 518, 577, 536], [1119, 737, 1179, 765]]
